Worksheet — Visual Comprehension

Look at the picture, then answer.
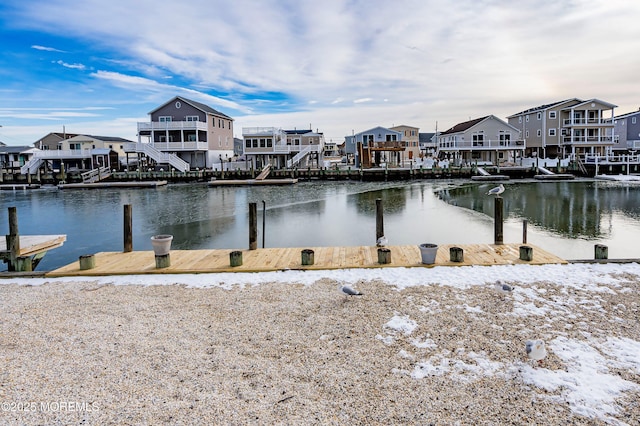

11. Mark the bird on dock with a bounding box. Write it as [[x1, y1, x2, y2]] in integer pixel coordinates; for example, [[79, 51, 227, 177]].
[[487, 184, 505, 196], [338, 283, 363, 297], [525, 340, 547, 365], [494, 280, 514, 294], [376, 236, 388, 247]]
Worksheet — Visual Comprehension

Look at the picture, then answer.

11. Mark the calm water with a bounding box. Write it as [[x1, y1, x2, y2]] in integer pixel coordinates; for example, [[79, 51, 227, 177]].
[[2, 179, 640, 271]]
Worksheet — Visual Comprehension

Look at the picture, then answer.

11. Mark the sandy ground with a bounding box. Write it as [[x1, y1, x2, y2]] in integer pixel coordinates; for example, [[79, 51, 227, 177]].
[[1, 276, 639, 425]]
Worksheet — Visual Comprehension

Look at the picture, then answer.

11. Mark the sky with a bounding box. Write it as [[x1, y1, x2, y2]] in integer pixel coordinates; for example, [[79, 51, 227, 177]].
[[3, 261, 640, 424], [1, 0, 639, 146]]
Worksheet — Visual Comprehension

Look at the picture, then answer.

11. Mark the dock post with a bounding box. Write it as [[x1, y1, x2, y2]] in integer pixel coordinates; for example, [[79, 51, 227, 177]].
[[15, 256, 32, 272], [522, 219, 528, 244], [449, 246, 464, 262], [594, 244, 608, 260], [6, 207, 20, 271], [124, 204, 133, 252], [494, 197, 504, 245], [230, 250, 243, 267], [377, 248, 391, 264], [249, 202, 258, 250], [519, 245, 533, 261], [155, 254, 170, 268], [262, 200, 266, 248], [301, 249, 314, 266], [376, 198, 384, 241], [79, 254, 96, 270]]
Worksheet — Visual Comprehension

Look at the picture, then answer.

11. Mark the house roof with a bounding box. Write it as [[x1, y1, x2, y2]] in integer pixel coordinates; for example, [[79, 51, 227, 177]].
[[354, 126, 401, 137], [507, 99, 579, 118], [0, 145, 36, 154], [615, 109, 640, 119], [440, 116, 489, 135], [562, 99, 617, 110], [284, 129, 316, 135], [65, 135, 134, 143], [150, 96, 233, 120], [419, 132, 436, 143]]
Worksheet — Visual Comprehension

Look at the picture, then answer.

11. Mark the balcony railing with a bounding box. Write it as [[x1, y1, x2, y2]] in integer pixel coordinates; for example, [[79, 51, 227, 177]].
[[138, 121, 208, 131], [366, 141, 403, 149], [562, 136, 613, 145], [562, 118, 613, 126], [437, 140, 525, 150], [149, 141, 209, 151]]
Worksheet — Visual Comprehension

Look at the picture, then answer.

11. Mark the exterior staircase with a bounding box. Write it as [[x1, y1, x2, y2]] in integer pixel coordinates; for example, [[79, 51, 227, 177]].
[[126, 143, 189, 172], [287, 145, 322, 168]]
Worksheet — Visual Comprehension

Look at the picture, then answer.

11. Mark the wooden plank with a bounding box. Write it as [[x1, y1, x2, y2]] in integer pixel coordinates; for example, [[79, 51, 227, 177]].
[[0, 235, 66, 256]]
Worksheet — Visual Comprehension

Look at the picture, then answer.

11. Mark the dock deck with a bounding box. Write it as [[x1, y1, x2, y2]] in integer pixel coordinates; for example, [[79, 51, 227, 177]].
[[1, 235, 67, 258], [47, 243, 566, 277]]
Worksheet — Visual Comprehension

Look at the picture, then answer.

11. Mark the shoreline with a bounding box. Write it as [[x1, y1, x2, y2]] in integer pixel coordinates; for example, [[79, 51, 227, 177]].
[[1, 263, 639, 425]]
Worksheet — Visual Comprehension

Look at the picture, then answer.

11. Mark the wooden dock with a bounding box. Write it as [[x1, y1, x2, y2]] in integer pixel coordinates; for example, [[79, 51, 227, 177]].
[[46, 243, 566, 277], [209, 178, 298, 186], [58, 181, 168, 189]]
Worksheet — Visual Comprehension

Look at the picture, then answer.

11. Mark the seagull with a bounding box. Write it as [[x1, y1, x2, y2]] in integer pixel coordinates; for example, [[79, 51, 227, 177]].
[[525, 340, 547, 365], [487, 184, 505, 196], [338, 283, 362, 297], [494, 281, 514, 293], [376, 236, 388, 247]]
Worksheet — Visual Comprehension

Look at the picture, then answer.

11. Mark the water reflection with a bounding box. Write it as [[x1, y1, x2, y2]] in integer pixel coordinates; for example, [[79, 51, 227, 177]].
[[2, 179, 640, 271], [437, 180, 640, 240]]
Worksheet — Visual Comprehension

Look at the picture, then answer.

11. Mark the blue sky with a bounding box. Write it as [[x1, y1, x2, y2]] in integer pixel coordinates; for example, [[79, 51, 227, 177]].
[[1, 0, 639, 146]]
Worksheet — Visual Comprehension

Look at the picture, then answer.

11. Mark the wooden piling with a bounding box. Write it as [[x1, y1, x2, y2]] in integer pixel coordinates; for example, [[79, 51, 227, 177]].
[[301, 249, 314, 265], [594, 244, 608, 260], [522, 220, 528, 244], [494, 197, 504, 245], [449, 246, 464, 262], [230, 250, 243, 267], [376, 198, 384, 241], [519, 245, 533, 261], [15, 256, 33, 272], [124, 204, 133, 252], [79, 254, 96, 270], [155, 253, 171, 268], [6, 207, 20, 271], [249, 202, 258, 250], [377, 247, 391, 264]]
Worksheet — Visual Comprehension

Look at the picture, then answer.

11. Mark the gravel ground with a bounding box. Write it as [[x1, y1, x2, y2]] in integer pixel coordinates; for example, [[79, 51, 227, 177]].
[[0, 275, 638, 425]]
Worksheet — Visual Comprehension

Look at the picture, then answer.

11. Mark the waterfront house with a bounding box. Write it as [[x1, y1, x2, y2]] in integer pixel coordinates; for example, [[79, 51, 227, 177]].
[[33, 132, 80, 151], [134, 96, 235, 170], [242, 127, 325, 169], [0, 145, 39, 171], [59, 135, 132, 161], [507, 98, 617, 159], [390, 125, 420, 161], [437, 116, 523, 166], [345, 126, 404, 168], [419, 132, 437, 157], [614, 108, 640, 152]]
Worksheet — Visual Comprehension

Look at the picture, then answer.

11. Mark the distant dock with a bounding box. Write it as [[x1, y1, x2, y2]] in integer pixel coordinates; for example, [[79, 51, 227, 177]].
[[58, 181, 168, 189], [46, 243, 566, 277], [209, 178, 298, 186]]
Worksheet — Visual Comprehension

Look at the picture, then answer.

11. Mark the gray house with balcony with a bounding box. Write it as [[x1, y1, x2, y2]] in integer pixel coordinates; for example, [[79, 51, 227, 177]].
[[614, 109, 640, 152], [437, 115, 523, 166], [507, 98, 616, 159], [134, 96, 234, 170]]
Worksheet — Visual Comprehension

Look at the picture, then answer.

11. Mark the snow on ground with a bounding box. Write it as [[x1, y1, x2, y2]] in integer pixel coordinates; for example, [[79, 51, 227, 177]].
[[2, 262, 640, 424]]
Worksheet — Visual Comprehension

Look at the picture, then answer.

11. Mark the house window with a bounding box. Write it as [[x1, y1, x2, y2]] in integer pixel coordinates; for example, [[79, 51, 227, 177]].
[[549, 111, 557, 119], [385, 134, 397, 141], [188, 134, 197, 142], [260, 138, 266, 148], [159, 135, 174, 142], [499, 132, 511, 146], [526, 131, 530, 138], [70, 143, 81, 150], [186, 116, 199, 122], [549, 129, 556, 136], [537, 112, 542, 120], [518, 117, 522, 124], [472, 133, 484, 146], [159, 116, 172, 122], [526, 115, 530, 122], [633, 117, 637, 124], [267, 139, 273, 148], [537, 130, 541, 137]]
